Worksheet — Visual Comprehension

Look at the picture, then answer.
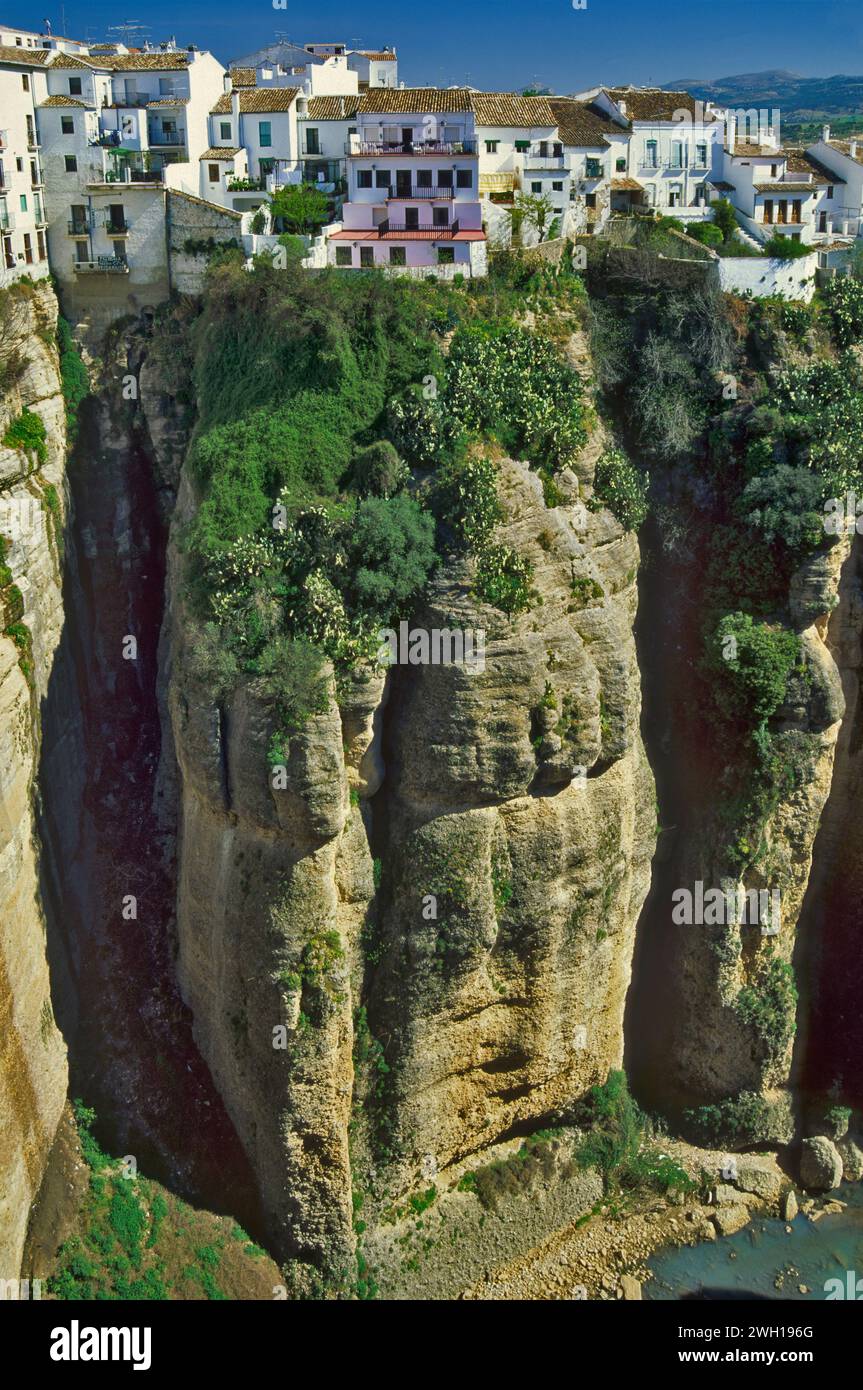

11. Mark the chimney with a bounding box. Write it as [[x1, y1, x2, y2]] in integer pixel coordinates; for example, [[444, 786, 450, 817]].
[[850, 140, 859, 159], [618, 99, 626, 115], [726, 111, 736, 155], [223, 73, 232, 95], [822, 124, 831, 143], [232, 89, 241, 128]]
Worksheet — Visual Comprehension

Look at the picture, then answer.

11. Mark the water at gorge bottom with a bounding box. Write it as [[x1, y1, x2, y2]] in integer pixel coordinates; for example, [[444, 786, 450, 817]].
[[646, 1183, 863, 1300]]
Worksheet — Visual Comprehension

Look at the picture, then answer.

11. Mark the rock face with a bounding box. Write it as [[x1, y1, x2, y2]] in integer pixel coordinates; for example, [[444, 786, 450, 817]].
[[154, 372, 655, 1274], [799, 1136, 843, 1192], [0, 283, 69, 1276]]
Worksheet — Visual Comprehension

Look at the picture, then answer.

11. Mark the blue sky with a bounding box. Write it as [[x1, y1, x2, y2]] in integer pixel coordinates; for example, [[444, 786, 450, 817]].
[[9, 0, 862, 90]]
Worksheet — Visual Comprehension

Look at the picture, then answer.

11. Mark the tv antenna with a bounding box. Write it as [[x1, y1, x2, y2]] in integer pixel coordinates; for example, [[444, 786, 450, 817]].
[[106, 19, 151, 47]]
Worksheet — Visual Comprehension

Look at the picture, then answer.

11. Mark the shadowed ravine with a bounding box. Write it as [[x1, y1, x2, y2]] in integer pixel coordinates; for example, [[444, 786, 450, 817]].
[[35, 390, 265, 1241]]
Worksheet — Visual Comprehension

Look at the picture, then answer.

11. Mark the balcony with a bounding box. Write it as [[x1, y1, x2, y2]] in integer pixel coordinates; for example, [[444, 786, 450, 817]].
[[27, 133, 40, 151], [347, 139, 477, 157], [87, 161, 164, 186], [387, 185, 456, 200], [147, 130, 187, 147], [227, 176, 265, 192], [523, 155, 566, 171], [67, 218, 92, 235], [74, 255, 129, 274], [378, 218, 460, 238], [103, 219, 131, 235]]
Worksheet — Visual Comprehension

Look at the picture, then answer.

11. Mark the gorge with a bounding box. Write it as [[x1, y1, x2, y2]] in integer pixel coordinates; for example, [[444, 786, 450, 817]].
[[2, 247, 863, 1300]]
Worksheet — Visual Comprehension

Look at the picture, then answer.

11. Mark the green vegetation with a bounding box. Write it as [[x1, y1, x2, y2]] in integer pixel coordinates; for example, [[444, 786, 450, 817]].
[[590, 446, 649, 531], [822, 275, 863, 348], [685, 1091, 777, 1149], [270, 182, 329, 235], [57, 317, 89, 443], [575, 1071, 695, 1197], [735, 956, 798, 1064], [3, 407, 47, 465], [49, 1101, 275, 1300], [764, 233, 812, 261]]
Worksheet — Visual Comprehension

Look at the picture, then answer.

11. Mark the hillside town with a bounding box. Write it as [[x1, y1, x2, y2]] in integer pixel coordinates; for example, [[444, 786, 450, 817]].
[[1, 18, 861, 316]]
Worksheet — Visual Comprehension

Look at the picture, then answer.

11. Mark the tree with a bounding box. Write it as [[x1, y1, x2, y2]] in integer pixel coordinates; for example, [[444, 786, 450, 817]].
[[351, 440, 407, 498], [737, 465, 826, 552], [711, 197, 739, 244], [270, 182, 329, 235], [510, 192, 556, 243], [711, 611, 801, 727], [346, 495, 437, 619]]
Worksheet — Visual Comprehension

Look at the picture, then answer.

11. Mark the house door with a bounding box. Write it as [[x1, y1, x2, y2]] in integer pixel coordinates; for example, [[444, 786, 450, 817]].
[[763, 199, 773, 224], [791, 200, 801, 224], [405, 207, 419, 229], [401, 127, 413, 151], [396, 170, 411, 197], [819, 211, 828, 233], [777, 200, 788, 224]]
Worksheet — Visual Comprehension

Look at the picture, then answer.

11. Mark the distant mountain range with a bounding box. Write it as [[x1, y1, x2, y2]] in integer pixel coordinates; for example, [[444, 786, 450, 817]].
[[663, 70, 863, 122]]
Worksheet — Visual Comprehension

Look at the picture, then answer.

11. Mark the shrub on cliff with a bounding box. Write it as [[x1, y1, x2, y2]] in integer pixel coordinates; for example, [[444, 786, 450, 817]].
[[822, 275, 863, 349], [590, 446, 649, 531], [351, 440, 408, 498], [710, 612, 801, 729]]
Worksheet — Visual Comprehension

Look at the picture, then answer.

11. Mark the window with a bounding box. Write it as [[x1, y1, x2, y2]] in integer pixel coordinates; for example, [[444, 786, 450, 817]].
[[208, 163, 219, 182], [827, 185, 834, 198], [553, 142, 563, 157], [75, 240, 88, 263], [19, 194, 27, 212], [438, 170, 453, 188], [531, 181, 542, 193], [456, 169, 472, 188], [552, 180, 563, 191], [375, 170, 390, 188], [21, 73, 29, 91], [37, 229, 46, 260], [389, 246, 406, 265], [417, 169, 432, 188], [644, 139, 657, 168], [585, 192, 597, 208], [335, 246, 352, 266], [69, 77, 82, 95], [357, 170, 372, 188], [111, 240, 127, 263], [219, 121, 231, 140], [433, 206, 449, 226], [305, 128, 320, 154], [438, 247, 455, 264], [585, 158, 602, 178], [696, 143, 708, 166], [670, 141, 684, 167], [61, 116, 74, 135], [23, 233, 32, 264], [485, 140, 499, 153], [514, 140, 529, 153], [360, 246, 374, 267], [259, 121, 272, 148], [771, 163, 778, 178], [64, 155, 77, 173], [616, 157, 626, 172], [259, 158, 274, 175], [16, 158, 22, 171]]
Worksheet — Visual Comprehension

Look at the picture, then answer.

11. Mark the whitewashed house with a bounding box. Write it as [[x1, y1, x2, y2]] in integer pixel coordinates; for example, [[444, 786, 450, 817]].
[[577, 86, 724, 218], [804, 128, 863, 240], [0, 44, 50, 282], [330, 88, 485, 275], [718, 134, 828, 246], [38, 45, 225, 311]]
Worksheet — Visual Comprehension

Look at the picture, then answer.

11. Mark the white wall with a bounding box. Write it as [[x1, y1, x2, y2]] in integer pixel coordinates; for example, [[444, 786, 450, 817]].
[[718, 250, 818, 301]]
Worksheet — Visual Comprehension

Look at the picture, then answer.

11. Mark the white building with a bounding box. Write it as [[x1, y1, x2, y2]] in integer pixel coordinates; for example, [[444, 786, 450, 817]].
[[0, 44, 50, 283], [804, 128, 863, 239], [38, 45, 225, 311], [229, 40, 398, 92], [577, 86, 724, 218], [330, 88, 485, 275], [717, 133, 835, 247]]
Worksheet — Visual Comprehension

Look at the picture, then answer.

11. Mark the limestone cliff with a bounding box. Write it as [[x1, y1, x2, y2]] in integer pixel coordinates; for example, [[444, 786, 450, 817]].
[[145, 324, 655, 1279], [0, 283, 69, 1276]]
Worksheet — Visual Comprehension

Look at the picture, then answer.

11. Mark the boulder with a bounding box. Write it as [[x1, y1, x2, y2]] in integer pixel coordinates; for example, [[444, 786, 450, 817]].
[[799, 1137, 843, 1192], [711, 1204, 751, 1237], [735, 1160, 782, 1203], [781, 1188, 798, 1222], [838, 1138, 863, 1182]]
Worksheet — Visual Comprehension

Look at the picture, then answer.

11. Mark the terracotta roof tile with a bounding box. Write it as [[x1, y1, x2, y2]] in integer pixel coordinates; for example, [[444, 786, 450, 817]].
[[0, 43, 50, 65], [210, 87, 299, 114], [304, 95, 361, 120], [199, 146, 241, 160], [470, 92, 556, 127], [549, 97, 627, 147], [357, 86, 473, 115], [606, 87, 718, 122], [38, 93, 88, 107], [229, 67, 256, 87]]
